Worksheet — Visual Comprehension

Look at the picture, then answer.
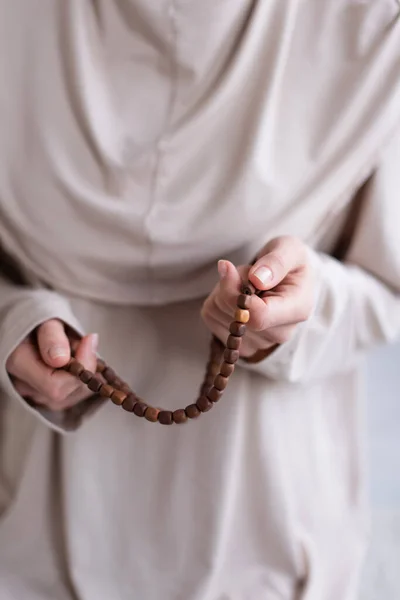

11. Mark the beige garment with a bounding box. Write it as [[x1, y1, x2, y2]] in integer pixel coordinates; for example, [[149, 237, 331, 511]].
[[1, 1, 400, 599]]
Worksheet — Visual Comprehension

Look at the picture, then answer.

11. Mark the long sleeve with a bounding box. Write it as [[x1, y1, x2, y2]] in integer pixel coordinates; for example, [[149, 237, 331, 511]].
[[240, 129, 400, 383], [0, 272, 102, 433]]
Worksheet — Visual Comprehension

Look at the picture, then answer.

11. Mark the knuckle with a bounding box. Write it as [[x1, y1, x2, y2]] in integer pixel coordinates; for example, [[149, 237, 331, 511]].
[[271, 327, 294, 345], [250, 309, 269, 332], [200, 298, 212, 321], [45, 381, 66, 404], [297, 296, 314, 322]]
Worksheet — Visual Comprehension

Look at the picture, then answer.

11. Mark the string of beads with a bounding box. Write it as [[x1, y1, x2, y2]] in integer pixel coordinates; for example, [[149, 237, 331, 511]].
[[62, 281, 260, 425]]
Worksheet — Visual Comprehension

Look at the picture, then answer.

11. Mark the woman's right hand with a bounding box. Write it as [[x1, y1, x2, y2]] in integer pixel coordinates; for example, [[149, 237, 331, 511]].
[[6, 319, 99, 411]]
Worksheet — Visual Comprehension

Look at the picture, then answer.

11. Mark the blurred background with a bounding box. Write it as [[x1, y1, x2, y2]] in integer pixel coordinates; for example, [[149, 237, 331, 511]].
[[360, 342, 400, 599]]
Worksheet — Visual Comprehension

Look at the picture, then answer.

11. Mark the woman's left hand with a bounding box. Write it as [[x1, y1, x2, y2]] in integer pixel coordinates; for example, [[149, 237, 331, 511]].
[[201, 236, 315, 359]]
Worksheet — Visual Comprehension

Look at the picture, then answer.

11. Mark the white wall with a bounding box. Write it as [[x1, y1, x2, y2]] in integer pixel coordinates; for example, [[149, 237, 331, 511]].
[[360, 343, 400, 600]]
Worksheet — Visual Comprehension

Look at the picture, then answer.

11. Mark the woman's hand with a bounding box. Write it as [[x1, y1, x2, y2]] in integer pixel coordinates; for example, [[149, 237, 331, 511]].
[[201, 236, 315, 359], [6, 319, 98, 411]]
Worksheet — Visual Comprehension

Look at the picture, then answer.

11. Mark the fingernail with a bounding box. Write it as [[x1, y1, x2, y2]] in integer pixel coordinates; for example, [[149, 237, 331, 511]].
[[91, 333, 99, 352], [253, 266, 273, 285], [49, 346, 69, 359], [218, 260, 228, 279]]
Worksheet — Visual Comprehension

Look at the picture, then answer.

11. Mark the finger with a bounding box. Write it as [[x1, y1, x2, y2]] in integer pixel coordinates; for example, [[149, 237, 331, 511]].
[[11, 378, 38, 401], [13, 371, 92, 412], [37, 319, 71, 368], [7, 340, 55, 385], [248, 286, 311, 332], [8, 335, 98, 409], [73, 333, 99, 372], [248, 236, 306, 291], [215, 259, 251, 314], [202, 313, 278, 357], [202, 295, 232, 333]]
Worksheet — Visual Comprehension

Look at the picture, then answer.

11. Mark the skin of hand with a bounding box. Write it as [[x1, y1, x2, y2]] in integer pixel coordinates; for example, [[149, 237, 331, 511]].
[[201, 236, 315, 358], [6, 319, 99, 411], [6, 234, 313, 409]]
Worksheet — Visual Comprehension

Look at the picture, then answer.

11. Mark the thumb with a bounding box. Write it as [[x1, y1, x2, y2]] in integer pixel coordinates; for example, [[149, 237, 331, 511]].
[[37, 319, 72, 368]]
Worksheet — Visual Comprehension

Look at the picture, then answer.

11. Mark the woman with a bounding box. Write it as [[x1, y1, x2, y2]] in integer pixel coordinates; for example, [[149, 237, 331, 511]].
[[0, 2, 400, 599]]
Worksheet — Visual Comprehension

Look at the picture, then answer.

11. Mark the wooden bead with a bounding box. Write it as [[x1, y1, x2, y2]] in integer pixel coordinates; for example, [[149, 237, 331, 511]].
[[111, 390, 127, 406], [200, 383, 212, 397], [227, 335, 241, 350], [237, 294, 251, 310], [87, 377, 102, 393], [207, 362, 220, 377], [224, 349, 240, 364], [158, 410, 173, 425], [120, 383, 132, 394], [96, 359, 106, 373], [80, 370, 93, 384], [220, 362, 235, 377], [205, 374, 215, 385], [103, 367, 116, 382], [241, 282, 256, 295], [145, 406, 160, 422], [185, 404, 201, 419], [133, 401, 148, 417], [112, 378, 123, 389], [196, 396, 213, 413], [229, 322, 246, 336], [214, 375, 228, 391], [207, 388, 223, 403], [122, 393, 137, 412], [173, 409, 188, 424], [99, 384, 114, 398], [68, 360, 84, 376], [235, 308, 250, 324], [211, 337, 223, 354]]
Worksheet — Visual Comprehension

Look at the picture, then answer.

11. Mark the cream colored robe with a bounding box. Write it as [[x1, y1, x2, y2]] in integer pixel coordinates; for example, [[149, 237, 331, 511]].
[[1, 2, 400, 599]]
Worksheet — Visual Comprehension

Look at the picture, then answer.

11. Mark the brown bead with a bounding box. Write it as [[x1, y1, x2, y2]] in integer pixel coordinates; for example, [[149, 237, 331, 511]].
[[200, 383, 212, 397], [229, 322, 246, 336], [207, 388, 223, 403], [224, 349, 240, 364], [220, 361, 235, 377], [111, 390, 127, 406], [80, 370, 93, 384], [235, 308, 250, 324], [133, 401, 148, 417], [205, 373, 215, 385], [67, 360, 83, 376], [211, 336, 223, 354], [207, 362, 220, 377], [240, 282, 256, 295], [120, 383, 132, 394], [122, 393, 137, 412], [96, 359, 106, 373], [185, 404, 201, 419], [173, 409, 188, 424], [112, 378, 123, 389], [227, 335, 241, 350], [158, 410, 173, 425], [196, 396, 213, 413], [145, 406, 160, 422], [214, 374, 228, 391], [99, 384, 114, 398], [103, 367, 116, 382], [237, 294, 252, 310], [88, 377, 102, 393]]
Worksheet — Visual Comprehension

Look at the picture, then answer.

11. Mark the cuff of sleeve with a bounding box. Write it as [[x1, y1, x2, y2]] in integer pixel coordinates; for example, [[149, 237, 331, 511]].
[[0, 290, 104, 434]]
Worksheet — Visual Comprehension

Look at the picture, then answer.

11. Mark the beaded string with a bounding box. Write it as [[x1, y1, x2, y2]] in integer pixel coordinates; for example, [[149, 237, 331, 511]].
[[62, 281, 260, 425]]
